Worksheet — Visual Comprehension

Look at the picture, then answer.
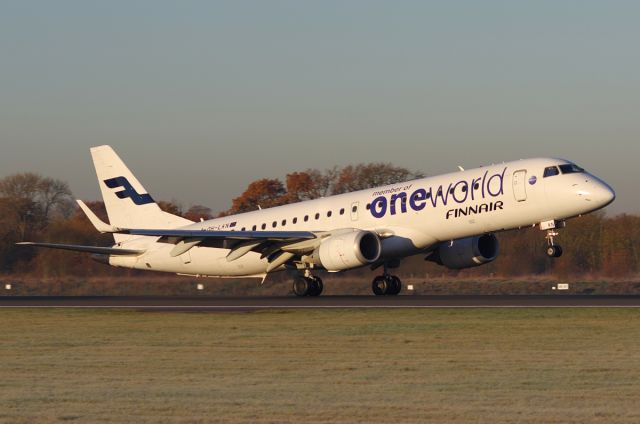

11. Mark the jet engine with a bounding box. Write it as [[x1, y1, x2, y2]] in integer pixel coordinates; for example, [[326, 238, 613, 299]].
[[429, 234, 499, 270], [311, 230, 382, 271]]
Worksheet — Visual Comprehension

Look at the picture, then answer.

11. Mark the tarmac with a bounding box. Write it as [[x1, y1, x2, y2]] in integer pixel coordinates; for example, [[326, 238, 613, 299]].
[[2, 295, 640, 311]]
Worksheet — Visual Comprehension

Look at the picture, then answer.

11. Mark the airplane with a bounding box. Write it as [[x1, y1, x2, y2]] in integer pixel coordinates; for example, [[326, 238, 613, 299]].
[[19, 145, 615, 296]]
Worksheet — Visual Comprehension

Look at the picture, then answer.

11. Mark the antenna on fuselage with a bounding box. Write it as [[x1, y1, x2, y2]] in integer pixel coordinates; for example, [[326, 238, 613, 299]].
[[457, 166, 465, 171]]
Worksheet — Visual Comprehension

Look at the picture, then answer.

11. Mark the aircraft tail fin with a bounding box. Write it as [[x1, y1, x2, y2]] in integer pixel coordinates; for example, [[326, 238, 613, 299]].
[[90, 145, 193, 242]]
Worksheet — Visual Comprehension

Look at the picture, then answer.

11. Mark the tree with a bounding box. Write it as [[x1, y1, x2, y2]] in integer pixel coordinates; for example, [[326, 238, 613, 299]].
[[0, 173, 73, 237], [185, 205, 213, 222], [157, 200, 183, 216], [227, 178, 287, 214], [0, 172, 73, 271], [285, 169, 335, 202], [332, 163, 423, 194], [220, 163, 422, 215]]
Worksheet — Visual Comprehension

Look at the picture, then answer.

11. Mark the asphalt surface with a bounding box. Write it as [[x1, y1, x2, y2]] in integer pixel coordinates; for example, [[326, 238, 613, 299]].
[[2, 295, 640, 311]]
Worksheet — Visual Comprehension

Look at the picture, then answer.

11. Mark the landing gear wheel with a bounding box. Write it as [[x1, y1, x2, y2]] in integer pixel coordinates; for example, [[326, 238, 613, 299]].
[[293, 276, 323, 297], [293, 278, 310, 297], [546, 245, 563, 258], [544, 225, 564, 259], [372, 276, 388, 296], [388, 276, 402, 295], [372, 275, 402, 295], [307, 277, 324, 297]]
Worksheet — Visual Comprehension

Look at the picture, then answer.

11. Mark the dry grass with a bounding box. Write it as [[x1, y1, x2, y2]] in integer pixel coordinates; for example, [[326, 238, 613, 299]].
[[1, 308, 640, 423]]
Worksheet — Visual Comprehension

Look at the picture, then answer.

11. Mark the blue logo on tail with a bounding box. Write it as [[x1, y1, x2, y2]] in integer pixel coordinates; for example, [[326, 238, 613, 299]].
[[104, 177, 154, 205]]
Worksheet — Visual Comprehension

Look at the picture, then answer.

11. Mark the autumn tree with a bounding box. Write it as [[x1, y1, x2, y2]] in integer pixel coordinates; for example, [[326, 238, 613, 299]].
[[285, 169, 336, 203], [227, 178, 287, 214], [332, 163, 423, 194]]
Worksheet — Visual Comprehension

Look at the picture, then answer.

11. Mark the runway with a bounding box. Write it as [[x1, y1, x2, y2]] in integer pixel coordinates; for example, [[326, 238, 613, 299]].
[[2, 295, 640, 311]]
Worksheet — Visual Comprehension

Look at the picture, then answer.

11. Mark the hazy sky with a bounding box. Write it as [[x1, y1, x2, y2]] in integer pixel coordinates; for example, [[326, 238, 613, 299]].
[[1, 1, 639, 215]]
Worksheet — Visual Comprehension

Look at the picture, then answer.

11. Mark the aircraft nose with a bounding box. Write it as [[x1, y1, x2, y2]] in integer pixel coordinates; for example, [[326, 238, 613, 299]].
[[596, 182, 616, 207], [576, 178, 615, 208]]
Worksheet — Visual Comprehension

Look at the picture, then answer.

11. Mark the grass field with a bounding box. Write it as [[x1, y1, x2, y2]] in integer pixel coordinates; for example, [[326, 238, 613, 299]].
[[1, 308, 640, 423]]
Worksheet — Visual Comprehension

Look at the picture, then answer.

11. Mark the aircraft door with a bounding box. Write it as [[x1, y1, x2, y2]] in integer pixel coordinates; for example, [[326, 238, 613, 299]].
[[350, 202, 359, 221], [512, 170, 527, 202]]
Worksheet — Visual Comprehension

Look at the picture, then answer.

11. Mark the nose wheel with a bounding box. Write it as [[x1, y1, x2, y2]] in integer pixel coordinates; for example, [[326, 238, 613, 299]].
[[371, 274, 402, 296], [546, 244, 563, 258], [545, 229, 563, 258]]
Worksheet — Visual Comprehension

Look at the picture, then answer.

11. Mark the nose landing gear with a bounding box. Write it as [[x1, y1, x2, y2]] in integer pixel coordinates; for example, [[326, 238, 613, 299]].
[[546, 236, 563, 258], [541, 220, 565, 258]]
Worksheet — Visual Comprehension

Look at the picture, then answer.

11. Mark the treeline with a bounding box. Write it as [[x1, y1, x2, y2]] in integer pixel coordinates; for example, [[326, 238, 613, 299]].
[[1, 168, 639, 280], [223, 163, 423, 215]]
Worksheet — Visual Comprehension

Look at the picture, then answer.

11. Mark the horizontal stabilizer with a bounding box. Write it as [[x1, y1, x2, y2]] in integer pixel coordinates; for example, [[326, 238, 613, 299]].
[[16, 242, 144, 256], [76, 200, 121, 233]]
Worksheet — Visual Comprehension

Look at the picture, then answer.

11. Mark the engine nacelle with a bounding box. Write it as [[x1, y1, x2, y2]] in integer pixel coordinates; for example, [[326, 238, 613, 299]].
[[432, 234, 499, 270], [312, 230, 382, 271]]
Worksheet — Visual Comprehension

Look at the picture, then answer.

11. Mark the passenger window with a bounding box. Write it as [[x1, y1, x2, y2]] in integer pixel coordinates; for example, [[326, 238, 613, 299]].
[[352, 205, 357, 213], [543, 166, 560, 178], [282, 219, 286, 226], [327, 211, 332, 218], [293, 217, 298, 224], [272, 221, 277, 228], [340, 208, 345, 215], [261, 223, 266, 230], [315, 213, 320, 220], [304, 215, 309, 222]]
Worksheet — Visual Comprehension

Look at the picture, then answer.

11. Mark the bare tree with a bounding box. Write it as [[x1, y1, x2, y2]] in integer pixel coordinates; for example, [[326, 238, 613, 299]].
[[185, 204, 213, 221], [0, 173, 73, 238]]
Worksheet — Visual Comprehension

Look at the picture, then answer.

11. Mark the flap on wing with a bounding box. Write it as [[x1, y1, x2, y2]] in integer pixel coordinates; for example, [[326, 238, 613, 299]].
[[16, 242, 144, 256]]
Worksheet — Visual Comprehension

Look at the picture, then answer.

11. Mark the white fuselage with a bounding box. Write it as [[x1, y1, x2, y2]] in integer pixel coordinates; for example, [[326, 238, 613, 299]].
[[110, 158, 615, 277]]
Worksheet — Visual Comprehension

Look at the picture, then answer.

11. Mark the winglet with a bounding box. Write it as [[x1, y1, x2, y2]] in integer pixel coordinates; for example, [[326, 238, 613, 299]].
[[76, 200, 122, 233]]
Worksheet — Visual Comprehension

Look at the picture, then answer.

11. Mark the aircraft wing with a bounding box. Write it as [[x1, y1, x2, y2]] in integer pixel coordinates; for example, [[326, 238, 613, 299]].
[[124, 229, 317, 241], [123, 228, 322, 266], [16, 242, 144, 256]]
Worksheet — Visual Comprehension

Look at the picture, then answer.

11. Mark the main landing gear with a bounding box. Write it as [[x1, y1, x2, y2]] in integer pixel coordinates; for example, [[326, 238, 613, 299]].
[[371, 274, 402, 296], [293, 271, 323, 297], [542, 220, 565, 258]]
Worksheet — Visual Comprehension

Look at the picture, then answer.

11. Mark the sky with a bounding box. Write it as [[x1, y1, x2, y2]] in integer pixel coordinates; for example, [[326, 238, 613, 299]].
[[1, 1, 639, 215]]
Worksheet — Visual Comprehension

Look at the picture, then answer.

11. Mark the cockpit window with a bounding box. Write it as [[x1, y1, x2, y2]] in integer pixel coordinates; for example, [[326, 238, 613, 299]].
[[543, 166, 560, 178], [559, 163, 584, 174]]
